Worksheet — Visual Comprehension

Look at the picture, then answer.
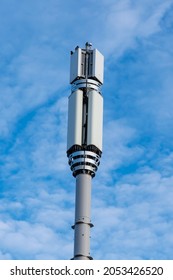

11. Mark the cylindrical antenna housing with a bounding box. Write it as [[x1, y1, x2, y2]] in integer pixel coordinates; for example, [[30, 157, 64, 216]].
[[67, 43, 104, 177]]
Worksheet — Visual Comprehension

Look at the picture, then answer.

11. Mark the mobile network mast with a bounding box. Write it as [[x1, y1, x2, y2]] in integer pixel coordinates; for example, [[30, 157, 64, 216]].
[[67, 42, 104, 260]]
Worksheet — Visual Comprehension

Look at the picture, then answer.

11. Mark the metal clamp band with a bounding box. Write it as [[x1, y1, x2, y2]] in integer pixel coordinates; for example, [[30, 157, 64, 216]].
[[71, 78, 102, 93], [71, 221, 94, 230]]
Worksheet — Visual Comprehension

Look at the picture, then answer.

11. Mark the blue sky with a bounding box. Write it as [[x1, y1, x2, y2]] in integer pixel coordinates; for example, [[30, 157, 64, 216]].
[[0, 0, 173, 260]]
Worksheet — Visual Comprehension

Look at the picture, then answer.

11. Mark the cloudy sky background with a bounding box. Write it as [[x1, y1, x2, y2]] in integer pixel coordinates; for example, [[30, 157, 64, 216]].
[[0, 0, 173, 260]]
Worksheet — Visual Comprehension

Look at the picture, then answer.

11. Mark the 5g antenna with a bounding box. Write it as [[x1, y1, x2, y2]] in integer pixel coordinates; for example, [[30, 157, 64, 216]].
[[67, 42, 104, 260]]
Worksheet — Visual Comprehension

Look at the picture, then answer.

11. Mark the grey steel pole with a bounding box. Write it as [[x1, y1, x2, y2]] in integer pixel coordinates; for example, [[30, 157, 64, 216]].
[[73, 173, 93, 260]]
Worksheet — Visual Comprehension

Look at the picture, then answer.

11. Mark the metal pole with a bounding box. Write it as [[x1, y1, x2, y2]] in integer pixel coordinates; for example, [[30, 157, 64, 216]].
[[73, 173, 93, 260]]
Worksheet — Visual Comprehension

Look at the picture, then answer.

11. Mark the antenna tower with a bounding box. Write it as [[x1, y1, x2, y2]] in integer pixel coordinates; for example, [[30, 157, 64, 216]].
[[67, 42, 104, 260]]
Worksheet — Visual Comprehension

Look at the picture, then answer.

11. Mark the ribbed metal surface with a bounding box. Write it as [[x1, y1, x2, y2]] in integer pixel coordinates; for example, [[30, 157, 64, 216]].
[[71, 78, 101, 92], [68, 150, 100, 177]]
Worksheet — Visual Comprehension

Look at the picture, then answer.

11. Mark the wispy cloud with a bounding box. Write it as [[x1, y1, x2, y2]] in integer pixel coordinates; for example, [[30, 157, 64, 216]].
[[0, 0, 173, 259], [92, 167, 173, 259]]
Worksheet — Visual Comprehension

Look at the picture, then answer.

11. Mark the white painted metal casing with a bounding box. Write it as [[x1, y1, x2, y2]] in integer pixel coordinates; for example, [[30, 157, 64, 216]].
[[70, 48, 84, 84], [67, 89, 83, 150], [70, 47, 104, 84], [91, 49, 104, 84], [87, 90, 103, 152]]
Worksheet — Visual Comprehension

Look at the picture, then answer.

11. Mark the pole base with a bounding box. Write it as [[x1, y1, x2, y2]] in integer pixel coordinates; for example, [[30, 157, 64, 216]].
[[71, 254, 93, 260]]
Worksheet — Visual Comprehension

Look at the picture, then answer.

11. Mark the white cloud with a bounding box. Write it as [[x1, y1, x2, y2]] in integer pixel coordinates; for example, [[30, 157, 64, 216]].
[[91, 167, 173, 259], [0, 219, 72, 259], [0, 184, 74, 259], [99, 119, 144, 181], [0, 0, 173, 260], [99, 0, 172, 57]]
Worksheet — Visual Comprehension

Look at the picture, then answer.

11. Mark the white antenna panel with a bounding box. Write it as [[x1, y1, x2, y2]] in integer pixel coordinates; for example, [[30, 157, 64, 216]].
[[67, 89, 83, 150], [91, 49, 104, 84], [87, 90, 103, 151]]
